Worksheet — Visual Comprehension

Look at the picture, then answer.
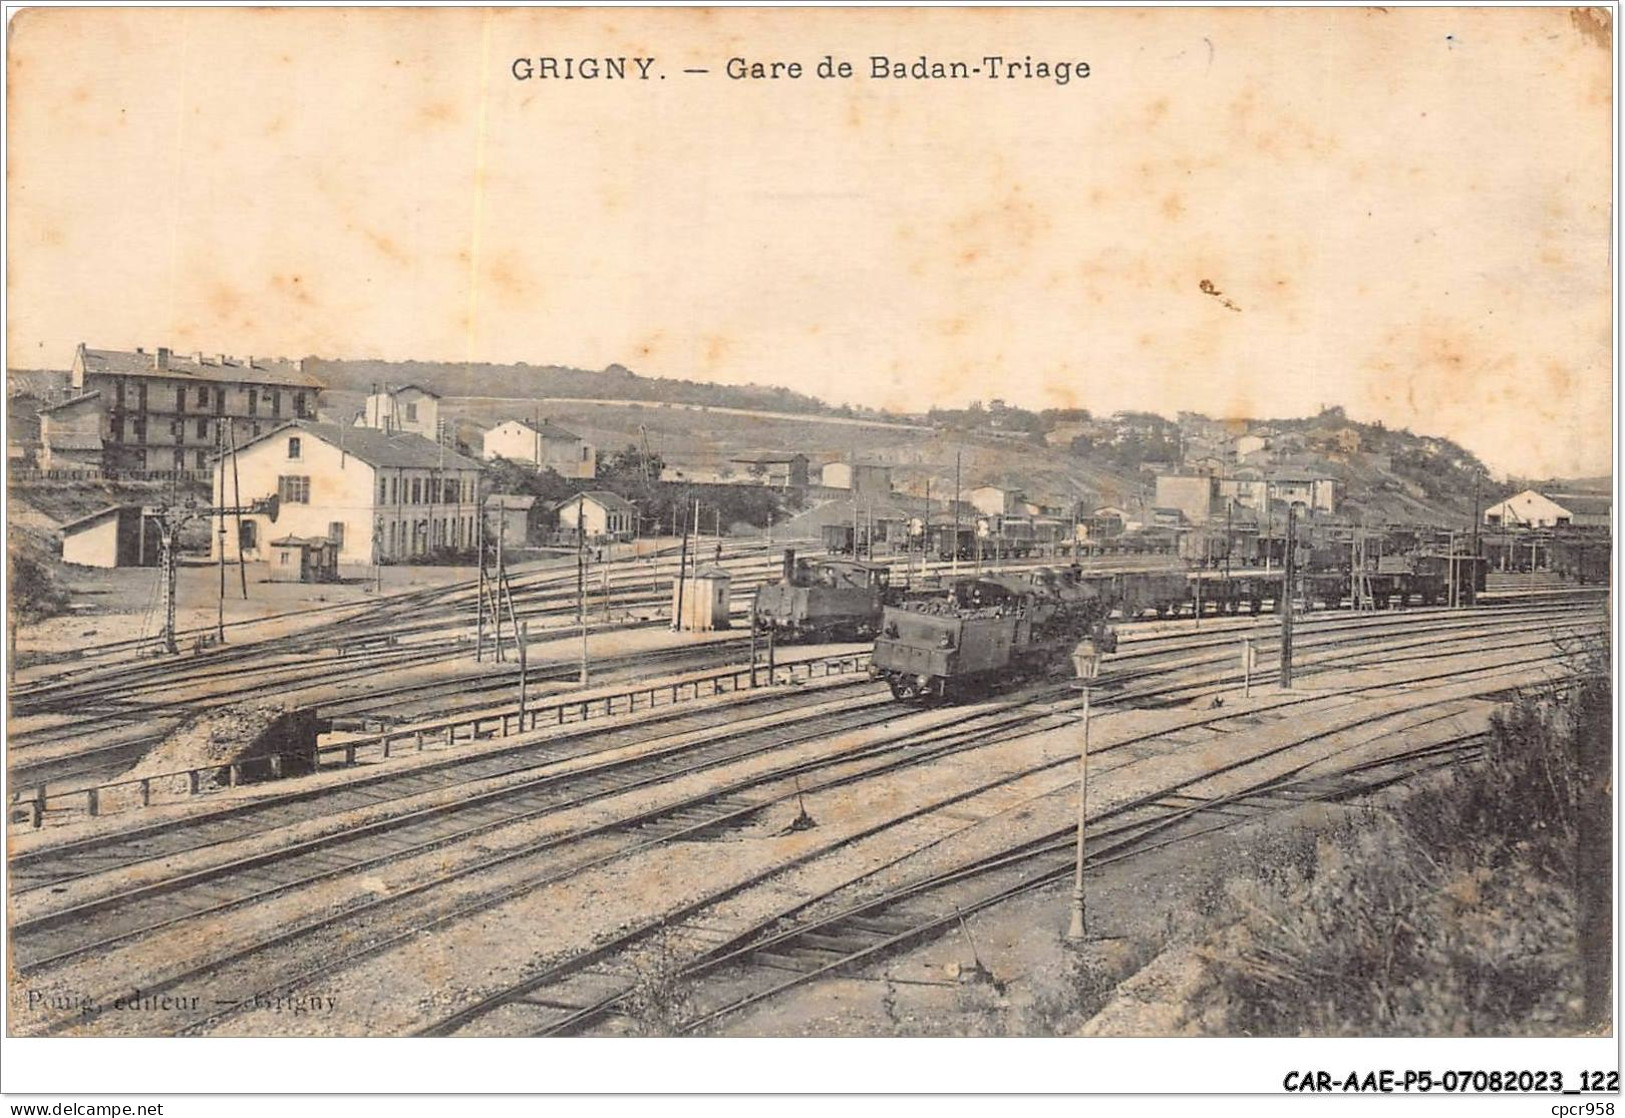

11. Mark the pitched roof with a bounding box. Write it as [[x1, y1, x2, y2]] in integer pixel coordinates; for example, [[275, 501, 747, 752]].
[[560, 489, 636, 514], [370, 383, 441, 399], [38, 391, 102, 415], [59, 505, 131, 533], [485, 493, 539, 509], [1550, 493, 1612, 518], [234, 420, 482, 471], [497, 418, 580, 441], [78, 346, 323, 389]]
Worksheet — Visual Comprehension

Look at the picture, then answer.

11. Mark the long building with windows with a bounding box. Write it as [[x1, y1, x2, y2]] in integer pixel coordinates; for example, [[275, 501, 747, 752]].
[[213, 420, 482, 566], [48, 343, 324, 473]]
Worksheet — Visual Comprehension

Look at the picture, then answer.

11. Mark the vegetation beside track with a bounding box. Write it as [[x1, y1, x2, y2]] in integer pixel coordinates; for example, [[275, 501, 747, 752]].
[[1037, 644, 1613, 1038]]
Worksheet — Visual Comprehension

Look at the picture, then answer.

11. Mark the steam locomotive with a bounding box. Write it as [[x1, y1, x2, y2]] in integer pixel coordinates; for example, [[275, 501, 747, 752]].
[[868, 568, 1121, 701], [751, 549, 898, 642]]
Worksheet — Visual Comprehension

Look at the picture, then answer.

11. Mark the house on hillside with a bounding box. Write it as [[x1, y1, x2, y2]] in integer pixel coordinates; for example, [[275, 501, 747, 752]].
[[213, 420, 482, 566], [556, 491, 637, 542], [357, 384, 443, 442], [969, 485, 1024, 517], [821, 461, 893, 497], [58, 343, 323, 474], [1484, 490, 1611, 529], [481, 418, 596, 479], [38, 392, 104, 470], [1155, 474, 1221, 525], [728, 452, 809, 488]]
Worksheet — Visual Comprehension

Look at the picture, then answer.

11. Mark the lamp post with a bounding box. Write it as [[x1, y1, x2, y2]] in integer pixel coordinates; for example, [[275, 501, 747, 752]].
[[1067, 640, 1103, 943]]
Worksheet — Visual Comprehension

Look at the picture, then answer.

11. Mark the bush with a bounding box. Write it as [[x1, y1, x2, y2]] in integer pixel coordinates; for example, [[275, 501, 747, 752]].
[[1207, 664, 1608, 1036], [9, 545, 70, 624]]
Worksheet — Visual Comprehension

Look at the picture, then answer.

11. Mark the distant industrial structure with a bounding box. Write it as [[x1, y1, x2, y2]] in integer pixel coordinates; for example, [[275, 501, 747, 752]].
[[1483, 489, 1611, 529]]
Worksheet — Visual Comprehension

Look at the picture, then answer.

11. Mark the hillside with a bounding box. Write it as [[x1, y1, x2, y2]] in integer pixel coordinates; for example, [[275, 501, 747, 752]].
[[301, 359, 870, 422], [10, 359, 1598, 533]]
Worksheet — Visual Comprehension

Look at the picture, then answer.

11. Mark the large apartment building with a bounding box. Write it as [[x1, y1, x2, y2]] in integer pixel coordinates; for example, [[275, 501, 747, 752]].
[[44, 343, 324, 472]]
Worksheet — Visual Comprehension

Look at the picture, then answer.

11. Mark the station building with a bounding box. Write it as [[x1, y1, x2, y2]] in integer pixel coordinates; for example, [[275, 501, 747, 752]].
[[214, 421, 482, 566]]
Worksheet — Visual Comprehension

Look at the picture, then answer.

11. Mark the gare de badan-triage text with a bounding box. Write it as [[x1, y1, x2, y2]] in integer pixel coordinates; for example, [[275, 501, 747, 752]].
[[511, 55, 1090, 84]]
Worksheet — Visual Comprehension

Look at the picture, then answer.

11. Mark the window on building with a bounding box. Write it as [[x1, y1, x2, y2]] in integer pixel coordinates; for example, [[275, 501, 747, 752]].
[[280, 551, 291, 566], [215, 392, 225, 416], [390, 477, 398, 504], [115, 379, 126, 407], [444, 479, 459, 503], [271, 390, 282, 418], [379, 477, 388, 503], [176, 386, 187, 413], [197, 386, 209, 407], [196, 450, 208, 469], [328, 522, 345, 548], [173, 449, 184, 470], [196, 417, 209, 439], [288, 437, 301, 460], [278, 475, 310, 504], [294, 392, 308, 418], [240, 521, 257, 550], [247, 388, 258, 415], [411, 478, 422, 504], [406, 403, 418, 423], [136, 383, 148, 412], [133, 419, 147, 444]]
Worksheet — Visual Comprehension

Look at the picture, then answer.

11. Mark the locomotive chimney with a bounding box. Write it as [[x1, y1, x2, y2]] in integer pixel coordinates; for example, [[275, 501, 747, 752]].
[[782, 547, 796, 581]]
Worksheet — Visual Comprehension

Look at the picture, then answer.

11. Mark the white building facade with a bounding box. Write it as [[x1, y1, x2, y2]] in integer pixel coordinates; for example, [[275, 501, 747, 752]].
[[358, 385, 442, 441], [482, 419, 596, 479], [215, 421, 482, 566]]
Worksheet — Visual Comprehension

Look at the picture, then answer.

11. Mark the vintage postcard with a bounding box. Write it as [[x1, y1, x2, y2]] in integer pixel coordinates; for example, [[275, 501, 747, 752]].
[[3, 2, 1616, 1101]]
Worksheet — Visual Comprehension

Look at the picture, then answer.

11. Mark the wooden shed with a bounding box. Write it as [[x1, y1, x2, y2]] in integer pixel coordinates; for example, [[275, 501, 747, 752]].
[[672, 564, 732, 631], [60, 505, 158, 568], [268, 536, 339, 583]]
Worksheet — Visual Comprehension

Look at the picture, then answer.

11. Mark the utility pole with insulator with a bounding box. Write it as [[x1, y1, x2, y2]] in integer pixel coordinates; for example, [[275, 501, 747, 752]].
[[1280, 503, 1296, 688]]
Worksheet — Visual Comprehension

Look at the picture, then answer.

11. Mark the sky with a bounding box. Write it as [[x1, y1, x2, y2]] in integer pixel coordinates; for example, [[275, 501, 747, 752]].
[[6, 7, 1614, 479]]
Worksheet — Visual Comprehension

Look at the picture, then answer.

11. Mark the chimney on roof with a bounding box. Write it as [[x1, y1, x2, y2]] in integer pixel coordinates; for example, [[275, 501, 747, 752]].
[[135, 347, 145, 354], [155, 347, 170, 370], [296, 358, 305, 373], [244, 355, 254, 369], [194, 351, 205, 366], [217, 354, 227, 365]]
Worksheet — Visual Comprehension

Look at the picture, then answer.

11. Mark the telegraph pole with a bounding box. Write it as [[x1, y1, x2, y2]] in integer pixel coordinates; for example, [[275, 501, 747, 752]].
[[1279, 504, 1296, 688], [952, 450, 962, 576], [215, 427, 227, 644], [577, 494, 589, 684]]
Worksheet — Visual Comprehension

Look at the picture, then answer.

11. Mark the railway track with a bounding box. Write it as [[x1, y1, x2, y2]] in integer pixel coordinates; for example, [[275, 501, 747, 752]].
[[489, 733, 1490, 1037], [9, 677, 882, 894], [10, 607, 1594, 1037], [411, 667, 1534, 1037]]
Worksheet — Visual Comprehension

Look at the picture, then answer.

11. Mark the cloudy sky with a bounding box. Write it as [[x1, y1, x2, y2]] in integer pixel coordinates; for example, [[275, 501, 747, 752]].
[[7, 7, 1613, 478]]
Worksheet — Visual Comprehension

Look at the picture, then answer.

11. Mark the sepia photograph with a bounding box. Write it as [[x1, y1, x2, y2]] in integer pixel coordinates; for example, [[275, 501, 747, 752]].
[[2, 1, 1617, 1105]]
